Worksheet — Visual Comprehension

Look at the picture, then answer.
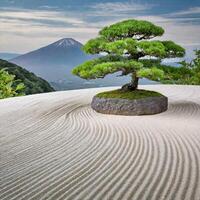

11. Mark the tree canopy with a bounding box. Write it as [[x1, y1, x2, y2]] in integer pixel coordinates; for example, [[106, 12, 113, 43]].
[[72, 19, 186, 90], [99, 20, 165, 41]]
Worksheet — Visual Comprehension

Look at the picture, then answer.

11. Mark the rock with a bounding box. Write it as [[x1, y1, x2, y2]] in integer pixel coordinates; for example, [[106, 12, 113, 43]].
[[91, 95, 168, 116]]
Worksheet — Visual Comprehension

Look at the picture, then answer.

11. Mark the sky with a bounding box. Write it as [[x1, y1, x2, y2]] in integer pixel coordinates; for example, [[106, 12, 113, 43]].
[[0, 0, 200, 53]]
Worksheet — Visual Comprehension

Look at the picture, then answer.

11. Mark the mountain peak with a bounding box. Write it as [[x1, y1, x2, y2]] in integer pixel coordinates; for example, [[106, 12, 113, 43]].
[[53, 38, 82, 48]]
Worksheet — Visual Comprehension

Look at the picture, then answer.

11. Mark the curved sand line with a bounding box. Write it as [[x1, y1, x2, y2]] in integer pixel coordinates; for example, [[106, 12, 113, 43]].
[[0, 85, 200, 200]]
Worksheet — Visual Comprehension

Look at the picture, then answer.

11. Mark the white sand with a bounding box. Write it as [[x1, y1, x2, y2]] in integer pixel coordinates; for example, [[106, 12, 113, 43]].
[[0, 85, 200, 200]]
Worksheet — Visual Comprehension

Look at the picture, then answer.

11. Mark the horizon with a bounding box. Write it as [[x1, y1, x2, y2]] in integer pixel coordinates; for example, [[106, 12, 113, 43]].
[[0, 0, 200, 54]]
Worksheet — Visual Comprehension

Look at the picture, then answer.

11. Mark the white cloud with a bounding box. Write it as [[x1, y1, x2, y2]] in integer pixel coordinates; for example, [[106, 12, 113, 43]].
[[0, 8, 84, 25], [0, 10, 98, 53], [169, 7, 200, 16], [89, 2, 153, 17], [91, 2, 152, 12], [39, 5, 59, 9], [0, 6, 200, 53]]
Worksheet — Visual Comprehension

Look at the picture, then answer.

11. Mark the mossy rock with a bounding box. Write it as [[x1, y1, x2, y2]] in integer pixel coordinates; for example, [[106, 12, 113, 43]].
[[91, 89, 168, 116]]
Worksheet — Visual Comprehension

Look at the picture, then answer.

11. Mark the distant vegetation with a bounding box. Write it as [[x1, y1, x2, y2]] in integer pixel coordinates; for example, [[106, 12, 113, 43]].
[[177, 50, 200, 85], [0, 59, 54, 96], [141, 50, 200, 85], [0, 68, 25, 99]]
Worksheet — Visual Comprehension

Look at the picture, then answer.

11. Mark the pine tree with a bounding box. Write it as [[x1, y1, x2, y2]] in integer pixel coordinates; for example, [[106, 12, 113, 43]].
[[72, 19, 185, 91]]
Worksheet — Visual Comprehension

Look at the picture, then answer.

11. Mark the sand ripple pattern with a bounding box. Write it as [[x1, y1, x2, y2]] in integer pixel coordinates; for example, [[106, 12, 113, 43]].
[[0, 85, 200, 200]]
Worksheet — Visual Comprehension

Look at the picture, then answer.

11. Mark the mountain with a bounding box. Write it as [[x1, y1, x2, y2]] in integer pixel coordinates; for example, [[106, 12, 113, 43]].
[[11, 38, 96, 82], [0, 59, 54, 94], [0, 53, 20, 60]]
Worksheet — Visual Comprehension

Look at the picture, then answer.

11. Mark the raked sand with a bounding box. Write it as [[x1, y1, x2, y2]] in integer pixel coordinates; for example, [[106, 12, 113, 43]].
[[0, 85, 200, 200]]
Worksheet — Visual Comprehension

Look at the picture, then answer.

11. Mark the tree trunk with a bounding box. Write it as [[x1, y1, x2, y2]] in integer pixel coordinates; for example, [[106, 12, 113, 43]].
[[122, 73, 139, 91], [131, 76, 139, 90]]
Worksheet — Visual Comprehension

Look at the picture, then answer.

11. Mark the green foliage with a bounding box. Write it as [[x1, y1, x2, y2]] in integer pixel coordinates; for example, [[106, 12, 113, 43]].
[[83, 37, 138, 56], [138, 67, 164, 81], [0, 59, 54, 95], [73, 19, 186, 90], [72, 56, 143, 79], [83, 37, 107, 54], [140, 59, 161, 67], [0, 68, 25, 99], [104, 38, 137, 56], [161, 41, 185, 57], [80, 20, 185, 60], [193, 50, 200, 69], [96, 89, 163, 100], [83, 37, 185, 59], [168, 50, 200, 84], [100, 19, 164, 41], [140, 50, 200, 85], [138, 41, 166, 58]]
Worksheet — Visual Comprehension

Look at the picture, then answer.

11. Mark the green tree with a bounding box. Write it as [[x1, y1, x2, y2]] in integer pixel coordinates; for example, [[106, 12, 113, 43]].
[[0, 68, 25, 99], [72, 19, 185, 91], [153, 49, 200, 85], [177, 50, 200, 84]]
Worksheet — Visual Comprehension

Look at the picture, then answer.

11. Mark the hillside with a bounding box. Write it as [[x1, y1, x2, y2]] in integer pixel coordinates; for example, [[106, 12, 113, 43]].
[[0, 59, 54, 95]]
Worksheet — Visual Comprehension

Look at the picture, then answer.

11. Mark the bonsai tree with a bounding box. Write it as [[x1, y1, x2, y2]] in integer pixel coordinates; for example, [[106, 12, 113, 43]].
[[72, 19, 185, 91], [72, 19, 186, 115], [0, 68, 25, 99]]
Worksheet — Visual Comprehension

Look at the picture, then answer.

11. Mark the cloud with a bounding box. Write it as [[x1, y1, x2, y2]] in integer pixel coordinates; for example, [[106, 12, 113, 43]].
[[0, 8, 98, 52], [0, 5, 200, 53], [0, 8, 84, 25], [89, 2, 154, 17], [91, 2, 152, 12], [0, 20, 98, 38], [169, 7, 200, 16], [39, 5, 59, 10]]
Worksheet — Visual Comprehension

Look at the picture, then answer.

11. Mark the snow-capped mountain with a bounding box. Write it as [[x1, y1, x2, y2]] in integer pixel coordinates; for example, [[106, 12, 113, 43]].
[[53, 38, 82, 47], [11, 38, 95, 82]]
